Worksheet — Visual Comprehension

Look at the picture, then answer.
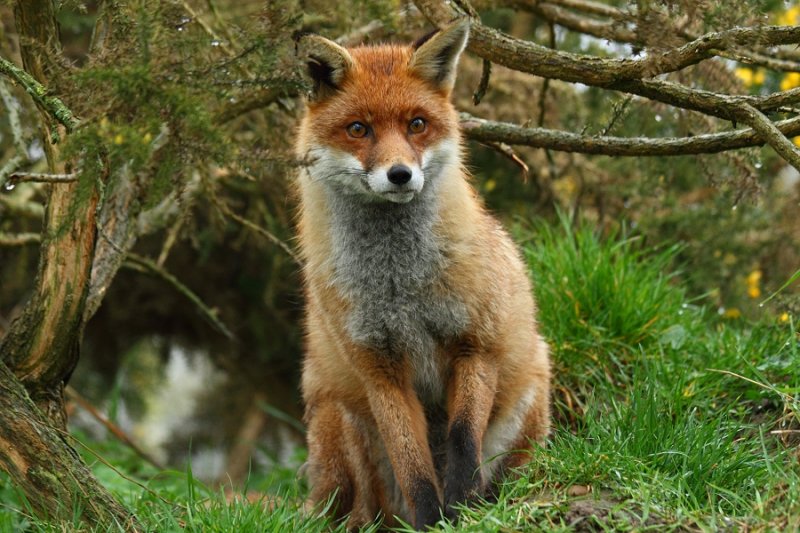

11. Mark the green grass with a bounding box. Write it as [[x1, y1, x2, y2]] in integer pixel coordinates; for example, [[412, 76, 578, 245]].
[[1, 218, 798, 531]]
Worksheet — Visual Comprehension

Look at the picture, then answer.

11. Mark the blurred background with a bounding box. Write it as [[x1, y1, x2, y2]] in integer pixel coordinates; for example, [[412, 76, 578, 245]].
[[1, 0, 798, 486]]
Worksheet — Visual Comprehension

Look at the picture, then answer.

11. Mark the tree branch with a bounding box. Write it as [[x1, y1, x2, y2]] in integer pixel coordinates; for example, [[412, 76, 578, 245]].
[[460, 112, 800, 156], [65, 386, 165, 471], [0, 233, 41, 246], [124, 253, 235, 340], [508, 0, 800, 72], [0, 55, 78, 132], [735, 104, 800, 172], [8, 172, 78, 184], [418, 0, 800, 83], [417, 0, 800, 168], [414, 0, 800, 121]]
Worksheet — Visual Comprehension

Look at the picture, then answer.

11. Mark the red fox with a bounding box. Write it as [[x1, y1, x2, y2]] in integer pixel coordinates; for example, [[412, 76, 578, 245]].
[[295, 19, 551, 530]]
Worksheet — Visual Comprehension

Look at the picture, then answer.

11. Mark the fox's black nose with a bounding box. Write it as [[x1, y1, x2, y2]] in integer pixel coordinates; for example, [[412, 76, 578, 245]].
[[387, 164, 413, 185]]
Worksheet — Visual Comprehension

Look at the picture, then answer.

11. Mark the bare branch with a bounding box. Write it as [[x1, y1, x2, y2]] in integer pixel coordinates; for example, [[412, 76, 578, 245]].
[[460, 112, 800, 156], [65, 386, 165, 471], [510, 0, 800, 72], [481, 141, 529, 180], [415, 0, 800, 121], [8, 172, 78, 184], [215, 200, 302, 266], [418, 0, 800, 83], [473, 59, 492, 105], [536, 0, 629, 20], [735, 104, 800, 172], [0, 195, 45, 220], [0, 232, 41, 246], [335, 20, 384, 45], [509, 0, 636, 43], [124, 253, 235, 340]]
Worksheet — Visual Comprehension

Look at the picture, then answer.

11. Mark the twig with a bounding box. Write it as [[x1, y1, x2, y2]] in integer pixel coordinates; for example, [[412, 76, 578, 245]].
[[536, 0, 628, 20], [204, 0, 241, 52], [179, 0, 237, 58], [459, 112, 800, 156], [481, 141, 529, 181], [599, 95, 632, 136], [473, 59, 492, 105], [537, 22, 556, 127], [8, 172, 78, 183], [65, 385, 166, 471], [60, 427, 173, 506], [0, 195, 44, 220], [0, 55, 78, 131], [0, 233, 41, 246], [335, 20, 385, 45], [124, 252, 235, 339], [216, 200, 302, 266]]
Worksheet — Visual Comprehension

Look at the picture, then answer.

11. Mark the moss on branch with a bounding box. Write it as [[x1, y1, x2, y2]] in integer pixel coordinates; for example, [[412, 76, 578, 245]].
[[0, 55, 79, 132]]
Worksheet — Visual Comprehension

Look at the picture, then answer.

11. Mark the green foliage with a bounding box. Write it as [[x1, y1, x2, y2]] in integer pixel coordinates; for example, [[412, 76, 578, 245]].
[[522, 215, 688, 393]]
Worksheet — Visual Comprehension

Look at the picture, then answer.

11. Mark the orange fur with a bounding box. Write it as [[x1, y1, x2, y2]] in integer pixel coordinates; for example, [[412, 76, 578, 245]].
[[295, 21, 551, 530]]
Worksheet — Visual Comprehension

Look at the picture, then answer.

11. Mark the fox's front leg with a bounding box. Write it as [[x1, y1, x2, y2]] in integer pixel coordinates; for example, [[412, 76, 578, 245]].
[[357, 354, 442, 530], [444, 348, 498, 520]]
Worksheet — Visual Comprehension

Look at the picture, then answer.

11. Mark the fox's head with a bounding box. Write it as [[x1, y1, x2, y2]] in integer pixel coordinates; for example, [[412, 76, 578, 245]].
[[297, 20, 469, 204]]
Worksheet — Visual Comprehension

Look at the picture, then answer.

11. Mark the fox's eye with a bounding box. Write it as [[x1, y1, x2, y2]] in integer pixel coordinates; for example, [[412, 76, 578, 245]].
[[409, 117, 426, 134], [346, 122, 368, 138]]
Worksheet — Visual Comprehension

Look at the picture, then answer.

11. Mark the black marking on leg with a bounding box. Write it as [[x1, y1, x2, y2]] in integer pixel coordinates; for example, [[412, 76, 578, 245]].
[[411, 477, 441, 530], [444, 418, 482, 522]]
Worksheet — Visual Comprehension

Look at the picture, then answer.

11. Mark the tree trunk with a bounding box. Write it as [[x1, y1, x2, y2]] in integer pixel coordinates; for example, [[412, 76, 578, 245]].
[[0, 1, 140, 529], [0, 362, 138, 528], [0, 0, 96, 428]]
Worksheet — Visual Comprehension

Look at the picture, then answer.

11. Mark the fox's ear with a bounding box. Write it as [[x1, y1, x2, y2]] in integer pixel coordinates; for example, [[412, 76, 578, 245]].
[[296, 34, 355, 100], [409, 19, 470, 94]]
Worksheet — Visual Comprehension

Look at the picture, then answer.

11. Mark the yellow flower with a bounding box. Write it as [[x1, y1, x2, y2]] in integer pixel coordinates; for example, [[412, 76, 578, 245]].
[[142, 132, 153, 144], [795, 137, 800, 148], [735, 67, 755, 86], [781, 72, 800, 92], [746, 269, 762, 299], [779, 312, 790, 323], [723, 308, 742, 319], [113, 133, 124, 145], [736, 68, 765, 87], [484, 178, 497, 193], [777, 6, 800, 26]]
